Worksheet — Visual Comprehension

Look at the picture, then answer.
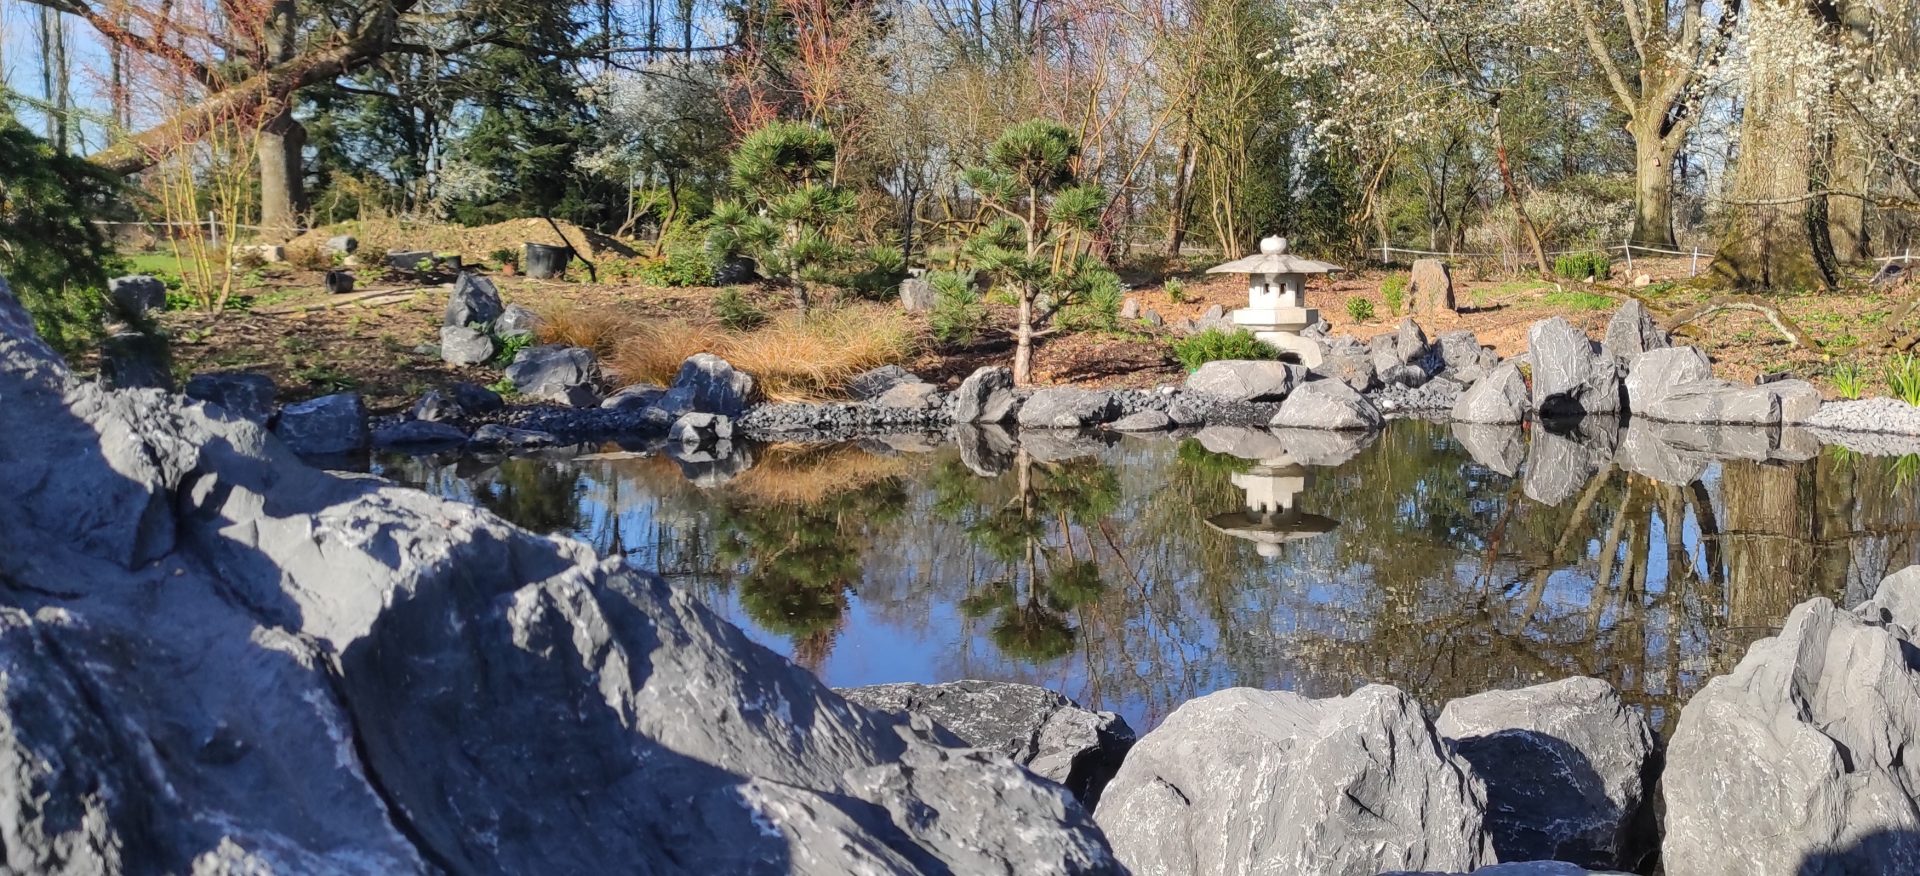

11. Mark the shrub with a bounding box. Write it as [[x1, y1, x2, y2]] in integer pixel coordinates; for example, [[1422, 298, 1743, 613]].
[[1889, 354, 1920, 407], [843, 244, 909, 301], [1171, 328, 1279, 372], [286, 244, 331, 271], [489, 247, 519, 269], [929, 270, 988, 344], [1345, 296, 1375, 323], [1164, 277, 1188, 304], [636, 230, 719, 287], [1553, 251, 1612, 281], [355, 246, 388, 271], [713, 287, 767, 331], [1057, 268, 1124, 332], [1830, 361, 1866, 400], [490, 331, 534, 367], [1381, 273, 1408, 315], [0, 113, 119, 356]]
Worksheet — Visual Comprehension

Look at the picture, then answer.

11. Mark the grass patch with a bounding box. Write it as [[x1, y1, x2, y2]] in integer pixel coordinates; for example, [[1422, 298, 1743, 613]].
[[535, 303, 644, 356], [602, 303, 915, 401], [1170, 328, 1279, 372], [1542, 289, 1616, 311]]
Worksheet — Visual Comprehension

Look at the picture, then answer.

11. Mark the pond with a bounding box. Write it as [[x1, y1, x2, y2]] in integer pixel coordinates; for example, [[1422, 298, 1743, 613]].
[[376, 419, 1920, 735]]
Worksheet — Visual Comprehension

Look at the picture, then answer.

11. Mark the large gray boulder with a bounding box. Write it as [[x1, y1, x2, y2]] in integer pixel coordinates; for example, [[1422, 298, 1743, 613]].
[[494, 303, 540, 339], [505, 345, 599, 407], [1314, 349, 1380, 392], [1411, 259, 1456, 314], [1523, 423, 1616, 506], [838, 680, 1136, 809], [107, 274, 167, 316], [1437, 330, 1499, 379], [1601, 300, 1669, 363], [1451, 362, 1529, 424], [444, 272, 504, 327], [439, 324, 495, 366], [1437, 678, 1655, 870], [272, 392, 369, 456], [953, 366, 1019, 423], [0, 274, 1120, 875], [1665, 567, 1920, 876], [1018, 388, 1119, 429], [1528, 318, 1622, 417], [1269, 379, 1383, 431], [1623, 346, 1713, 410], [1184, 360, 1307, 402], [655, 353, 755, 418], [1642, 382, 1782, 425], [184, 371, 277, 426], [1097, 685, 1493, 876], [847, 364, 923, 400]]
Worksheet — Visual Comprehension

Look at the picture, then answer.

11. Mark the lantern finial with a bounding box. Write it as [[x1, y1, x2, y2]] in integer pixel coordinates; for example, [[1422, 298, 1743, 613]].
[[1260, 236, 1288, 255]]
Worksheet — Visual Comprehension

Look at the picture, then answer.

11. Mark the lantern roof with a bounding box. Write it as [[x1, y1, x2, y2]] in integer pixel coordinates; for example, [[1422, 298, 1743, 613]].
[[1206, 236, 1343, 275], [1204, 509, 1341, 543]]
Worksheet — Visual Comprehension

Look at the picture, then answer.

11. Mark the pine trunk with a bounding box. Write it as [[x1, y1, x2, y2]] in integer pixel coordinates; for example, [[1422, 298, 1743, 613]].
[[258, 109, 308, 239]]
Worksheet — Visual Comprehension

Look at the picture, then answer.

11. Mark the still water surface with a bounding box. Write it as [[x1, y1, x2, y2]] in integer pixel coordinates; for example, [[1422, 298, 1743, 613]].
[[378, 419, 1920, 734]]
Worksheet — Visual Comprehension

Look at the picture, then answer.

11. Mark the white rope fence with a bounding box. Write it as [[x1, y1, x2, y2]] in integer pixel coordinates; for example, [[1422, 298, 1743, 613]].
[[1379, 239, 1718, 276]]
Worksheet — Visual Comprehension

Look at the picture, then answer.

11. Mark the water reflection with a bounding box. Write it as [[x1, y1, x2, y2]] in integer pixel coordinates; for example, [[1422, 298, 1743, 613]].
[[378, 421, 1920, 734]]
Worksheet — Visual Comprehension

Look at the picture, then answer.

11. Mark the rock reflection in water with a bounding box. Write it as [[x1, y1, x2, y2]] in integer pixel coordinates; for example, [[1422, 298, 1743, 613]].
[[377, 420, 1920, 734]]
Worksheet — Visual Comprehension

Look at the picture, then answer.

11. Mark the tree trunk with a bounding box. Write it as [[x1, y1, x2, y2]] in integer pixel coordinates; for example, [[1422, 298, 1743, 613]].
[[257, 108, 308, 239], [1709, 0, 1839, 291], [1629, 121, 1680, 249], [1490, 111, 1550, 276], [1014, 289, 1034, 385], [1166, 128, 1195, 257]]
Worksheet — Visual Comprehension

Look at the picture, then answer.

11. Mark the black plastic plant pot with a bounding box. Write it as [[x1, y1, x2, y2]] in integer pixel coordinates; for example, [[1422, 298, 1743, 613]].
[[525, 243, 569, 279], [324, 270, 355, 294]]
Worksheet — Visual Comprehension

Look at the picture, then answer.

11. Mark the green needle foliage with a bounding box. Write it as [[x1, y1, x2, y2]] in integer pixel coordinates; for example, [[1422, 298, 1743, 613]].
[[0, 107, 121, 357], [708, 121, 856, 314]]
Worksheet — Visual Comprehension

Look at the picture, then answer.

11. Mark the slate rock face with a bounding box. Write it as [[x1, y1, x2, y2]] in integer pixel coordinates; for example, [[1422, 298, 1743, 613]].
[[1269, 378, 1384, 431], [656, 352, 756, 418], [1452, 362, 1530, 424], [1019, 388, 1120, 429], [1111, 409, 1173, 431], [0, 275, 1121, 875], [506, 345, 600, 407], [847, 364, 923, 400], [185, 371, 277, 425], [272, 391, 369, 456], [1437, 678, 1656, 870], [1411, 259, 1456, 313], [600, 383, 667, 411], [107, 274, 167, 316], [439, 324, 495, 366], [444, 272, 504, 328], [1097, 685, 1493, 876], [1184, 360, 1307, 402], [838, 680, 1136, 809], [1437, 330, 1499, 378], [1528, 317, 1622, 417], [899, 276, 935, 312], [953, 366, 1020, 423], [1664, 568, 1920, 876], [1314, 350, 1380, 392], [494, 303, 540, 339], [1623, 346, 1713, 410], [876, 381, 941, 409], [1601, 300, 1669, 363], [1452, 422, 1526, 477]]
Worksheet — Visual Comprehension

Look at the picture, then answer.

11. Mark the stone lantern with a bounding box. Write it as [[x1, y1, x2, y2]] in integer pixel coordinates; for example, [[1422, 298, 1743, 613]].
[[1204, 461, 1339, 559], [1205, 235, 1342, 367]]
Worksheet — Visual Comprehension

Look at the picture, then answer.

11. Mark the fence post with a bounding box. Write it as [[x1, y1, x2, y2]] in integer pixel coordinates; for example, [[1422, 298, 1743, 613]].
[[1381, 240, 1389, 266], [208, 211, 220, 249], [1623, 238, 1632, 274], [1691, 245, 1699, 277]]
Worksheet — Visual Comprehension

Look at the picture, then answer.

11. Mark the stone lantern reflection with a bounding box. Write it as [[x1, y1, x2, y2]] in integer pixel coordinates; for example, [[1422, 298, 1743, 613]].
[[1205, 235, 1342, 367], [1204, 460, 1339, 559]]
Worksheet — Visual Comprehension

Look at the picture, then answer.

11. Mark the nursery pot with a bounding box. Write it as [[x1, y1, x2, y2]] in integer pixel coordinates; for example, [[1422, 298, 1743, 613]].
[[324, 270, 355, 295], [525, 242, 570, 280]]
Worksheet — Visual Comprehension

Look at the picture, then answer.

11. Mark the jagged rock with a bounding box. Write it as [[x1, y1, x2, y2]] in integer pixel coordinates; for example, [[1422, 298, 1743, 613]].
[[236, 243, 285, 263], [1097, 685, 1493, 876], [494, 303, 540, 339], [1184, 360, 1307, 402], [1437, 678, 1655, 870], [847, 365, 922, 400], [1269, 379, 1383, 431], [1528, 317, 1622, 417], [1623, 346, 1713, 410], [450, 382, 505, 416], [1602, 300, 1669, 363], [1143, 310, 1165, 328], [656, 353, 755, 418], [184, 372, 277, 426], [413, 389, 459, 422], [506, 345, 600, 407], [1523, 422, 1616, 506], [876, 381, 941, 409], [1164, 396, 1208, 426], [899, 277, 935, 312], [373, 420, 468, 447], [955, 423, 1017, 475], [1642, 382, 1782, 425], [1120, 297, 1141, 320], [838, 680, 1136, 809], [1764, 379, 1822, 424], [470, 423, 558, 448], [107, 275, 167, 316], [1412, 259, 1456, 313], [440, 325, 495, 366], [388, 249, 433, 271], [1018, 388, 1119, 429], [1452, 362, 1529, 424], [272, 392, 369, 456], [444, 272, 504, 328], [99, 330, 172, 390], [1389, 864, 1623, 876], [1111, 410, 1174, 431], [1314, 351, 1380, 393], [1437, 330, 1499, 377], [601, 383, 667, 411], [1381, 363, 1431, 389], [953, 366, 1019, 423], [1452, 422, 1526, 477], [670, 412, 734, 446], [0, 278, 1119, 874], [1665, 568, 1920, 876]]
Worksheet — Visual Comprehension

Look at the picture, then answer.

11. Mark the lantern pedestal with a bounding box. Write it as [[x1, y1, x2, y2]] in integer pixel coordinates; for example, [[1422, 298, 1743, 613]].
[[1232, 306, 1322, 367]]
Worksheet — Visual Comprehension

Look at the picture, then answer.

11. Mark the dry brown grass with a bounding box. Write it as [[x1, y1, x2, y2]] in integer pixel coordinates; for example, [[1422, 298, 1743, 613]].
[[600, 303, 915, 401], [536, 303, 645, 356], [727, 443, 913, 505]]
